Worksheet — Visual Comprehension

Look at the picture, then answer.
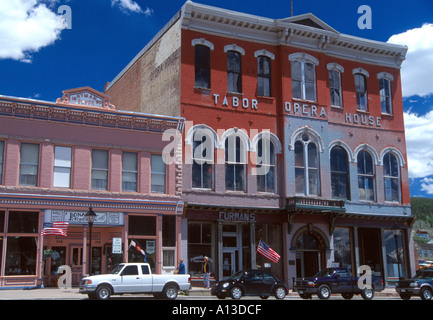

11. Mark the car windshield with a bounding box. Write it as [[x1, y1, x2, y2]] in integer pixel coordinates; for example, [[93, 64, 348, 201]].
[[414, 269, 433, 279], [313, 268, 336, 277], [226, 271, 245, 281], [110, 264, 125, 274]]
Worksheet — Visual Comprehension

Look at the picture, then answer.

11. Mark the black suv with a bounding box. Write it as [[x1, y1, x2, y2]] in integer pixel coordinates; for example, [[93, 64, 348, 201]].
[[396, 267, 433, 300]]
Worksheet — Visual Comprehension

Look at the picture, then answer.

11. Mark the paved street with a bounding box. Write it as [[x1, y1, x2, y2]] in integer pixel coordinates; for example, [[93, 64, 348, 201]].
[[0, 287, 408, 300]]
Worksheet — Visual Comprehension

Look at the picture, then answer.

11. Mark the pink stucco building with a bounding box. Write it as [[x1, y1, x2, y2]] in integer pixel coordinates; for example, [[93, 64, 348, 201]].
[[0, 87, 184, 288]]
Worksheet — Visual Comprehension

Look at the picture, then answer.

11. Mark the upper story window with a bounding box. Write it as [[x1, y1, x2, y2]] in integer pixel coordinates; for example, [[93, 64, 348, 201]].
[[192, 39, 214, 89], [378, 72, 394, 115], [327, 63, 344, 107], [192, 129, 214, 189], [53, 146, 72, 188], [255, 50, 274, 97], [289, 53, 319, 101], [330, 146, 350, 200], [122, 151, 138, 192], [256, 137, 276, 193], [151, 154, 166, 194], [353, 68, 369, 111], [294, 134, 319, 196], [19, 142, 39, 187], [225, 45, 244, 94], [91, 149, 109, 190], [225, 134, 247, 192], [357, 150, 375, 201], [383, 152, 400, 202]]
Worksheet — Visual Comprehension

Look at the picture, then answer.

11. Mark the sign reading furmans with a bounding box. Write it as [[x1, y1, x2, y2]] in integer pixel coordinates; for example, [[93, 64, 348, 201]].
[[219, 211, 256, 222]]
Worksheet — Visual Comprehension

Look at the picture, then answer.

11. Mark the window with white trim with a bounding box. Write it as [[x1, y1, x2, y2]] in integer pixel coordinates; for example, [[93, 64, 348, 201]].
[[192, 129, 214, 189], [91, 149, 108, 190], [378, 72, 394, 115], [357, 150, 375, 201], [330, 146, 349, 200], [151, 154, 166, 194], [290, 53, 318, 101], [383, 152, 400, 202], [227, 50, 242, 93], [122, 151, 138, 192], [225, 135, 246, 192], [256, 138, 276, 193], [19, 143, 39, 187], [294, 134, 319, 196], [53, 146, 72, 188]]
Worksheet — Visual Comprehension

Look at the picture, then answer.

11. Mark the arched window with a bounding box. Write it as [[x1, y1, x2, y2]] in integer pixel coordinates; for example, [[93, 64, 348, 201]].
[[192, 129, 214, 189], [295, 133, 319, 196], [289, 53, 319, 101], [256, 138, 276, 193], [330, 146, 350, 200], [225, 135, 246, 191], [357, 150, 375, 201], [383, 152, 400, 202]]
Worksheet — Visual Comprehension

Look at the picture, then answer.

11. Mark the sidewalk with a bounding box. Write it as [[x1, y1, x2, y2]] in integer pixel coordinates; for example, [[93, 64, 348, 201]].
[[0, 286, 399, 300]]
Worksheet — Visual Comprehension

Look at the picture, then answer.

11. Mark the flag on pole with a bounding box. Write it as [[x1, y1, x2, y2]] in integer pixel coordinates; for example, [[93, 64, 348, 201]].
[[129, 239, 147, 262], [257, 240, 280, 263], [41, 222, 69, 237]]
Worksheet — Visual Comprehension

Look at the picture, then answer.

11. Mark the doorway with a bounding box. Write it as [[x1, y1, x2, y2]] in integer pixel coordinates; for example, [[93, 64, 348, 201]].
[[70, 246, 83, 285], [358, 228, 383, 276], [294, 227, 326, 278]]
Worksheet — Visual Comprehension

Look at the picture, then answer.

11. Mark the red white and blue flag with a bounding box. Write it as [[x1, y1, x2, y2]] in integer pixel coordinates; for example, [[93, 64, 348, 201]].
[[42, 222, 69, 237], [257, 240, 280, 263], [129, 239, 147, 262]]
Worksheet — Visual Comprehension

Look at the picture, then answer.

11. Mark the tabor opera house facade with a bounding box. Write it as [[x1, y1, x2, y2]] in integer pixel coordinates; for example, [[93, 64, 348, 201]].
[[105, 1, 413, 288]]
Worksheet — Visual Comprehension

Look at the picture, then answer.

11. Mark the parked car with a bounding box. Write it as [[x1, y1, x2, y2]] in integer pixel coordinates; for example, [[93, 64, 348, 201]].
[[293, 267, 383, 300], [79, 263, 191, 300], [396, 267, 433, 300], [211, 269, 288, 299]]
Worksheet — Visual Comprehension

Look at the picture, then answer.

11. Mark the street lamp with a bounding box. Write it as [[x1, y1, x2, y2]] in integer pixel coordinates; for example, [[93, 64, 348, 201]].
[[392, 222, 402, 280], [86, 207, 97, 275]]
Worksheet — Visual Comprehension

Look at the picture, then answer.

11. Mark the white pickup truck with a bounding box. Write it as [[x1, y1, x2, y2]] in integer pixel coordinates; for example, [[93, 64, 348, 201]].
[[79, 263, 191, 300]]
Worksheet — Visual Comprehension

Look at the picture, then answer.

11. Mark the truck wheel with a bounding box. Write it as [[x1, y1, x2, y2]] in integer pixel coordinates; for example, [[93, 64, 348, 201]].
[[420, 287, 433, 300], [361, 287, 374, 300], [230, 286, 243, 299], [96, 285, 111, 300], [163, 284, 179, 300], [317, 284, 331, 299]]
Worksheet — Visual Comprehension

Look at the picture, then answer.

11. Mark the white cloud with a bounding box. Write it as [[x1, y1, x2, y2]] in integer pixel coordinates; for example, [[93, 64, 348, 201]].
[[0, 0, 67, 63], [404, 109, 433, 178], [388, 23, 433, 97], [111, 0, 154, 15], [421, 177, 433, 195]]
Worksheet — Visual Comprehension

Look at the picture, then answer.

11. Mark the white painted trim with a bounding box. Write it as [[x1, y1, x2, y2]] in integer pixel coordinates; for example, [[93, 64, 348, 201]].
[[224, 44, 245, 55], [254, 49, 275, 60], [192, 38, 215, 50]]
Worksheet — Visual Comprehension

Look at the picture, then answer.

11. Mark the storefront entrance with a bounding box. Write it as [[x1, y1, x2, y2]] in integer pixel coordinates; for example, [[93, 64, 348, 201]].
[[293, 226, 327, 278], [222, 224, 244, 277]]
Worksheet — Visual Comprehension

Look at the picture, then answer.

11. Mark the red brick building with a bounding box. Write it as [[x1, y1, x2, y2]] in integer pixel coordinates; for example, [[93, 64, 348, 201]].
[[105, 1, 413, 286]]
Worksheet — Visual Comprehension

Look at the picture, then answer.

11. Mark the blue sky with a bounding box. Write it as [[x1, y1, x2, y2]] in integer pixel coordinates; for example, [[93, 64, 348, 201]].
[[0, 0, 433, 197]]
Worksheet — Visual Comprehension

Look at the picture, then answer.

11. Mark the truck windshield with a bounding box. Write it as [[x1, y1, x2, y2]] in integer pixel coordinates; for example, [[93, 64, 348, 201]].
[[414, 269, 433, 279], [111, 264, 125, 274], [313, 268, 337, 277]]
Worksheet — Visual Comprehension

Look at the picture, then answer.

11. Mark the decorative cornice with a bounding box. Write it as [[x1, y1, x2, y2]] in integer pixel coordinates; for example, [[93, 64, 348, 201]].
[[181, 1, 407, 68], [0, 97, 183, 134]]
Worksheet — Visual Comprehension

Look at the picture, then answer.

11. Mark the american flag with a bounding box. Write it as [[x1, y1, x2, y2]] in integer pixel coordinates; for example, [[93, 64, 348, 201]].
[[41, 222, 69, 237], [257, 240, 280, 263]]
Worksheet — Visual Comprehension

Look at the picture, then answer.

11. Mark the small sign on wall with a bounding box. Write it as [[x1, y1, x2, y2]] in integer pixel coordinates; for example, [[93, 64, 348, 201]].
[[112, 238, 122, 254]]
